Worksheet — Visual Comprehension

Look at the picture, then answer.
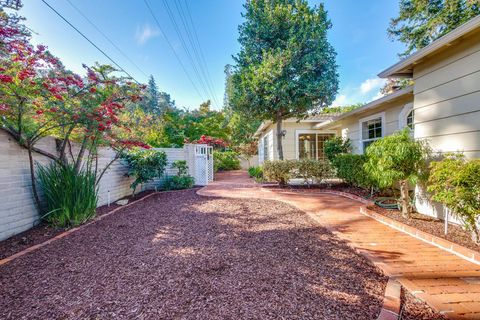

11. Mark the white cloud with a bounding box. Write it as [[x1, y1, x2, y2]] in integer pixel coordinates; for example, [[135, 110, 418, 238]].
[[135, 24, 160, 45], [370, 91, 385, 102], [332, 94, 347, 106], [360, 78, 386, 94]]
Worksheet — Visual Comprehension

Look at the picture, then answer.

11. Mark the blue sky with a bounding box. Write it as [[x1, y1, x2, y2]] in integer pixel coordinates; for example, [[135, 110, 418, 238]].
[[20, 0, 406, 110]]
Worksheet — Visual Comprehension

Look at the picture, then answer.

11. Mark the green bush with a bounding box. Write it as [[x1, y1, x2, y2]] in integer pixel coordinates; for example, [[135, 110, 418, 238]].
[[295, 159, 334, 186], [214, 151, 240, 171], [332, 154, 376, 189], [248, 166, 264, 182], [365, 129, 430, 217], [122, 148, 168, 195], [262, 160, 295, 186], [163, 175, 195, 190], [171, 160, 188, 176], [324, 137, 352, 162], [428, 154, 480, 242], [163, 160, 195, 190], [37, 162, 98, 227]]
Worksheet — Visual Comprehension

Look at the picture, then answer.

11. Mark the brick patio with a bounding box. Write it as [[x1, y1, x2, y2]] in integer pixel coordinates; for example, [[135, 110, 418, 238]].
[[198, 171, 480, 319]]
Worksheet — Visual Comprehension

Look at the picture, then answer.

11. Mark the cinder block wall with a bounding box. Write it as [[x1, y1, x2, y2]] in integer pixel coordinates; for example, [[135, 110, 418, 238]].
[[0, 132, 189, 241]]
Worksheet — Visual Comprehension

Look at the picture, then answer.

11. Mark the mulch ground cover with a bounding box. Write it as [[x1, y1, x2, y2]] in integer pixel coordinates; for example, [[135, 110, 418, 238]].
[[0, 189, 445, 319], [400, 288, 448, 320], [0, 190, 155, 260]]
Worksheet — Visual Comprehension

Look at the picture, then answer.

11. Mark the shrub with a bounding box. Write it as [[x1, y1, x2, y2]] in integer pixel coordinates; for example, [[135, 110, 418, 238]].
[[332, 154, 376, 189], [364, 129, 430, 217], [163, 175, 195, 190], [171, 160, 189, 176], [324, 137, 352, 162], [428, 154, 480, 242], [163, 160, 195, 190], [37, 162, 98, 227], [248, 166, 263, 181], [262, 160, 295, 186], [122, 148, 168, 195], [214, 150, 240, 171], [295, 159, 334, 186]]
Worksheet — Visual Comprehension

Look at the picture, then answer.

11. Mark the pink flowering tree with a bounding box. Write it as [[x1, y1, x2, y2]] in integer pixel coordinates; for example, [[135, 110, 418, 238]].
[[0, 8, 149, 210], [186, 135, 229, 149]]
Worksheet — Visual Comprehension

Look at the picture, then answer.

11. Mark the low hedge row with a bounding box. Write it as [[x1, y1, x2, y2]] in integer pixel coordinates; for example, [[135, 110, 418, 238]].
[[262, 159, 334, 186]]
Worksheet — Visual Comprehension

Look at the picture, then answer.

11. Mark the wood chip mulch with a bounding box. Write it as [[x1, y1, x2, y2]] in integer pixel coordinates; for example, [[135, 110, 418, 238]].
[[0, 190, 155, 260], [400, 288, 448, 320], [0, 189, 391, 319]]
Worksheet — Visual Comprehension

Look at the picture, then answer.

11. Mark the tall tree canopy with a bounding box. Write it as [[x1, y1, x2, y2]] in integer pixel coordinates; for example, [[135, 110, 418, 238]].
[[389, 0, 480, 57], [231, 0, 338, 159]]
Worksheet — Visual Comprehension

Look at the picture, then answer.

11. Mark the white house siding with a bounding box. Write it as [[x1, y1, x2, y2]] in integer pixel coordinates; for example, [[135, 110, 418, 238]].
[[412, 31, 480, 222], [332, 97, 413, 154], [412, 31, 480, 159]]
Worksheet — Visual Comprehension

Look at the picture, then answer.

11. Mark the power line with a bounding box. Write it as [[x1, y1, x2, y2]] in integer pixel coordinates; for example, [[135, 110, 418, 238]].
[[41, 0, 139, 83], [173, 0, 220, 109], [160, 0, 212, 105], [65, 0, 148, 78], [143, 0, 205, 101], [183, 0, 220, 108]]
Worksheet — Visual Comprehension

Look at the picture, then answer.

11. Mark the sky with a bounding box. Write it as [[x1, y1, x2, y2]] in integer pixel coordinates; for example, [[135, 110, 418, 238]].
[[19, 0, 406, 110]]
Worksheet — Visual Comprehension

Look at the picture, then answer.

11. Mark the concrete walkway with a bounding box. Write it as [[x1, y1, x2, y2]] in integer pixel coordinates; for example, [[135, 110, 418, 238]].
[[198, 171, 480, 319]]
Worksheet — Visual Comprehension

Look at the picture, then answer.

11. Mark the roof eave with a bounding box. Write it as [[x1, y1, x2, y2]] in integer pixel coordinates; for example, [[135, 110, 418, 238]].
[[314, 86, 414, 130], [378, 15, 480, 79]]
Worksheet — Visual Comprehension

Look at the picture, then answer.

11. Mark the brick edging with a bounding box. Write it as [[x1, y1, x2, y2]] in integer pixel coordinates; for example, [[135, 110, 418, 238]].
[[377, 278, 401, 320], [0, 189, 199, 266], [360, 206, 480, 265]]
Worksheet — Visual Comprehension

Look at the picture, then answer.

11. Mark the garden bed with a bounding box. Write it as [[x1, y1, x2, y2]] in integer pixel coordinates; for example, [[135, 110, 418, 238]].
[[0, 190, 155, 260]]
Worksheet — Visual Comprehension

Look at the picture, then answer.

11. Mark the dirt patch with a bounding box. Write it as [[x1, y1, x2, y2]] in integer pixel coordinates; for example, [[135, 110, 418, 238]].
[[0, 190, 155, 260], [1, 189, 391, 319]]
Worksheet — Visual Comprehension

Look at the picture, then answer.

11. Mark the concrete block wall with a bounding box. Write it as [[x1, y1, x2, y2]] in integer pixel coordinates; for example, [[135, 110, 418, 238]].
[[0, 132, 189, 241]]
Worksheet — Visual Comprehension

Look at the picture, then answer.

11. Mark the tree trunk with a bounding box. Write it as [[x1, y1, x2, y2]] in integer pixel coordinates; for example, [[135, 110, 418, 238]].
[[276, 111, 284, 160], [399, 179, 411, 218], [74, 136, 88, 174], [27, 146, 42, 214]]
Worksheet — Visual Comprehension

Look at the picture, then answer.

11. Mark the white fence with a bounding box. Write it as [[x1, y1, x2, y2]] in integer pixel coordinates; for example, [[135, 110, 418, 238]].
[[0, 129, 213, 241]]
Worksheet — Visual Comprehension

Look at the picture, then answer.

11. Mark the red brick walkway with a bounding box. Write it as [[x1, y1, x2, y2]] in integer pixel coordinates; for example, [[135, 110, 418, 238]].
[[198, 171, 480, 319]]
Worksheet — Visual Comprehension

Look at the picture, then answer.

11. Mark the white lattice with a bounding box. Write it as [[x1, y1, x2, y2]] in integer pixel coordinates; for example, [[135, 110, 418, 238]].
[[194, 145, 213, 186]]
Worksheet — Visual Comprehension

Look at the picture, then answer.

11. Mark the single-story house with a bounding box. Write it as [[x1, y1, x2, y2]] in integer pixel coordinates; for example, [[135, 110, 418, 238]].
[[255, 14, 480, 221], [254, 114, 340, 164]]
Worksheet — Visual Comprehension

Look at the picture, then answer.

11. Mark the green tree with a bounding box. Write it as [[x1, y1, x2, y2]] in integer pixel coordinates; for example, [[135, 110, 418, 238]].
[[364, 129, 430, 218], [199, 100, 211, 114], [141, 75, 160, 114], [232, 0, 338, 159], [388, 0, 480, 57]]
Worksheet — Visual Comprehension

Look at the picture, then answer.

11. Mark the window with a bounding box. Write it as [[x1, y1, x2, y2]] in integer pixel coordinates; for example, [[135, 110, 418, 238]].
[[359, 113, 385, 153], [298, 134, 316, 159], [263, 135, 269, 161], [406, 110, 414, 130], [297, 132, 334, 160]]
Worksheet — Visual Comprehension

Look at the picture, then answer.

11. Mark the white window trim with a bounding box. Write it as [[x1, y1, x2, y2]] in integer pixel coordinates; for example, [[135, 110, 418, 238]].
[[295, 130, 336, 160], [358, 112, 386, 154]]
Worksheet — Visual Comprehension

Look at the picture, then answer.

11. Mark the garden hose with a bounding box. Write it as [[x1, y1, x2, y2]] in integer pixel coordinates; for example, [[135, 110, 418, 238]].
[[374, 197, 400, 210]]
